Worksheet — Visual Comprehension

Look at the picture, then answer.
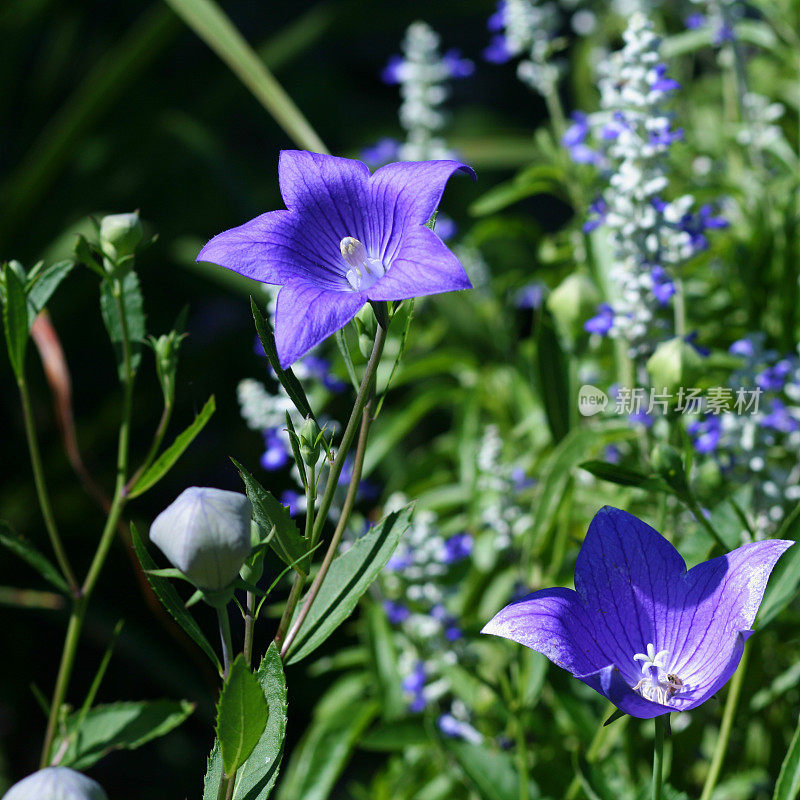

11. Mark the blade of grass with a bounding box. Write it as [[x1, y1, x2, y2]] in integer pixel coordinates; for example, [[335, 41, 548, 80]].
[[163, 0, 328, 153]]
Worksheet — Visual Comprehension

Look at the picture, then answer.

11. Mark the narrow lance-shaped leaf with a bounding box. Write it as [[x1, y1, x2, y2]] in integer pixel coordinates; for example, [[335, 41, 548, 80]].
[[286, 504, 414, 664], [127, 395, 216, 498], [55, 699, 194, 771], [251, 296, 315, 420], [204, 643, 288, 800], [233, 458, 309, 575], [130, 522, 221, 672], [99, 269, 146, 381], [26, 260, 74, 327], [0, 521, 70, 594], [774, 708, 800, 800], [216, 655, 270, 776], [2, 263, 30, 379]]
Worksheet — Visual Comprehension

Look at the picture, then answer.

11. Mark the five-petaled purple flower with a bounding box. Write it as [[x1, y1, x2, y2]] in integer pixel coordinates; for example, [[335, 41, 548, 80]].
[[483, 506, 791, 718], [198, 151, 475, 367]]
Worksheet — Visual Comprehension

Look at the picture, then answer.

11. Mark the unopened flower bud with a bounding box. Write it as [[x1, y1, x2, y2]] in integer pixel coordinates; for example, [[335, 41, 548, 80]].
[[546, 273, 600, 344], [354, 304, 378, 358], [646, 337, 703, 392], [298, 416, 322, 465], [150, 487, 252, 591], [99, 211, 143, 261], [3, 767, 108, 800]]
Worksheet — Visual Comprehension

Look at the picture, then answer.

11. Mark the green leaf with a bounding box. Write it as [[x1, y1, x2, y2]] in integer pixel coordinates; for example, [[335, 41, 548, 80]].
[[217, 655, 270, 776], [204, 643, 288, 800], [535, 310, 570, 443], [286, 504, 414, 664], [2, 263, 30, 378], [775, 715, 800, 800], [359, 719, 429, 751], [442, 740, 526, 800], [757, 510, 800, 627], [334, 328, 359, 392], [26, 260, 74, 326], [232, 458, 309, 575], [56, 699, 194, 770], [374, 298, 414, 417], [163, 0, 326, 152], [366, 602, 405, 721], [530, 426, 634, 555], [276, 675, 377, 800], [579, 460, 670, 492], [127, 396, 216, 498], [250, 297, 315, 420], [130, 522, 221, 672], [469, 163, 567, 216], [0, 521, 70, 594], [99, 270, 146, 381]]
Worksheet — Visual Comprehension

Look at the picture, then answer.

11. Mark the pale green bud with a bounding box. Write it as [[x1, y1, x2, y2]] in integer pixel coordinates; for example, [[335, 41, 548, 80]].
[[651, 443, 689, 497], [354, 304, 378, 358], [646, 338, 703, 393], [546, 273, 600, 344], [3, 767, 108, 800], [150, 487, 252, 591], [298, 416, 322, 466], [99, 211, 142, 261]]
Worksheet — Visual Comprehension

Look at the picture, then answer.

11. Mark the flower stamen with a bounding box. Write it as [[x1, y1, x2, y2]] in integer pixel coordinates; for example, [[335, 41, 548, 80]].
[[631, 643, 684, 705], [340, 237, 386, 291]]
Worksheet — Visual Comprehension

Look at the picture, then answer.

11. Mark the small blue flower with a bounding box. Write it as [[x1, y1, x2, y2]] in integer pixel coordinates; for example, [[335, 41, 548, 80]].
[[441, 533, 473, 564], [757, 359, 794, 391], [281, 489, 302, 517], [762, 399, 799, 433], [585, 303, 615, 335], [583, 197, 608, 233], [381, 54, 405, 85], [730, 338, 756, 358], [650, 266, 676, 306], [403, 661, 428, 711], [514, 282, 547, 310], [442, 48, 474, 78], [483, 34, 512, 63], [433, 213, 458, 242], [361, 137, 401, 169], [260, 428, 290, 471], [714, 23, 736, 45], [688, 416, 723, 454], [650, 63, 681, 93], [384, 600, 411, 624], [685, 13, 706, 30]]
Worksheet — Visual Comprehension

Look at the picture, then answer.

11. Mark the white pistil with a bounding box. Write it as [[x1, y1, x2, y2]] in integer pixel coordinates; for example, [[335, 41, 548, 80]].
[[340, 236, 386, 291], [631, 643, 684, 705]]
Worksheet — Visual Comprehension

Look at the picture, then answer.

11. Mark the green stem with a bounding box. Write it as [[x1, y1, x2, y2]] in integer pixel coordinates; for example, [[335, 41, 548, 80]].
[[515, 713, 530, 800], [17, 375, 78, 592], [274, 324, 386, 653], [309, 324, 387, 548], [280, 396, 374, 659], [39, 279, 135, 767], [699, 643, 750, 800], [243, 591, 255, 668], [653, 716, 666, 800], [685, 493, 728, 551], [673, 277, 686, 340], [217, 605, 233, 678], [125, 400, 173, 494]]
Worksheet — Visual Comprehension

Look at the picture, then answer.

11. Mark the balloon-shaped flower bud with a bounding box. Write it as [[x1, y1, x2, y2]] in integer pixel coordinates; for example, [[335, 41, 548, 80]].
[[546, 273, 600, 344], [646, 337, 703, 393], [150, 487, 253, 592], [298, 416, 322, 466], [3, 767, 108, 800], [99, 211, 143, 261], [354, 304, 378, 358]]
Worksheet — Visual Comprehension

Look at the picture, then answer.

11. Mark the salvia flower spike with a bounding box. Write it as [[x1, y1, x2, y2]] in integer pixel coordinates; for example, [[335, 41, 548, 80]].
[[197, 150, 475, 367], [482, 506, 792, 718]]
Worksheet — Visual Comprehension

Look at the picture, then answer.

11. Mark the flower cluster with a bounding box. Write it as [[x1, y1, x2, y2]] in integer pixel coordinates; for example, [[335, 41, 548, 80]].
[[484, 0, 562, 96], [567, 13, 727, 356], [685, 0, 738, 44], [686, 334, 800, 535], [366, 21, 472, 167]]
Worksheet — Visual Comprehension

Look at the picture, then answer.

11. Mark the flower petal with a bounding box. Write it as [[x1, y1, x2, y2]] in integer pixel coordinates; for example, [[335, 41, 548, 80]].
[[366, 226, 472, 301], [274, 282, 365, 368], [671, 539, 793, 684], [577, 664, 673, 719], [574, 506, 688, 683], [481, 587, 607, 676], [369, 160, 476, 229], [197, 210, 345, 288], [278, 150, 373, 242]]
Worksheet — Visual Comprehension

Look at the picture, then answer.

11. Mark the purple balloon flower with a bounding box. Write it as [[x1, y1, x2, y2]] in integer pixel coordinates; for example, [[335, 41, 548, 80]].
[[198, 151, 475, 366], [483, 506, 791, 718]]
